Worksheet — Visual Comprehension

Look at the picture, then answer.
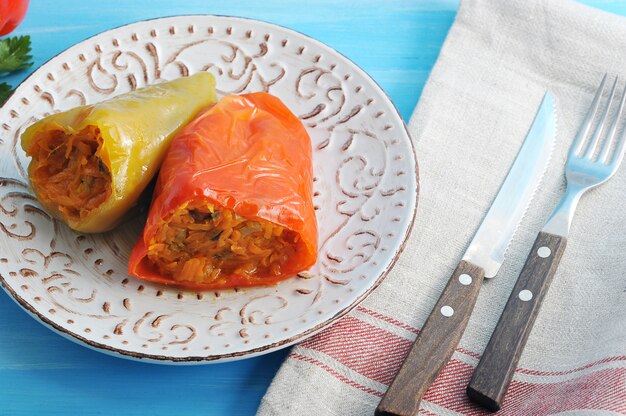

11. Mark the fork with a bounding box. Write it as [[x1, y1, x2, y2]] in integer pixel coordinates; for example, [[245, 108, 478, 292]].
[[466, 74, 626, 412]]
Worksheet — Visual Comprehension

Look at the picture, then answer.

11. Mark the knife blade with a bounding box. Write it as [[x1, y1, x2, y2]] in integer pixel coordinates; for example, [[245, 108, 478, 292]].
[[462, 92, 556, 277], [375, 91, 556, 416]]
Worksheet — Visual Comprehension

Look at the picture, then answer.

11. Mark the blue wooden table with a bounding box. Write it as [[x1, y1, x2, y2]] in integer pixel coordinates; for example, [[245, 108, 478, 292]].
[[1, 1, 624, 415]]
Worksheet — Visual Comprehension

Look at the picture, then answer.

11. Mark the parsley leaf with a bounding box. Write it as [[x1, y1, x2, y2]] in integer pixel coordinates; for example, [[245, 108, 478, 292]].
[[0, 35, 33, 73], [0, 82, 12, 106]]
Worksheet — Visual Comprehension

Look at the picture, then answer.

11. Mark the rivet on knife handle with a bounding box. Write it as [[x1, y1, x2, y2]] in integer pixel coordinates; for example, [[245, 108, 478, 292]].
[[375, 260, 485, 416], [466, 232, 567, 411]]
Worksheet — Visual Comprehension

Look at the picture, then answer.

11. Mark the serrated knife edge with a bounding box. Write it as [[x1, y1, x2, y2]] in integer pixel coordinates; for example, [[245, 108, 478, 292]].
[[462, 91, 557, 278]]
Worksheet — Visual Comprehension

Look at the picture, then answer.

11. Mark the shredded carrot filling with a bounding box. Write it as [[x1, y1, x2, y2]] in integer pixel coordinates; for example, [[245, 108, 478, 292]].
[[146, 201, 299, 284], [26, 126, 112, 221]]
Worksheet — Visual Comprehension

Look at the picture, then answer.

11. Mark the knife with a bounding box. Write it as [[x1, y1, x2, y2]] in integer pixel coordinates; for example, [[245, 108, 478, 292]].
[[375, 92, 557, 416]]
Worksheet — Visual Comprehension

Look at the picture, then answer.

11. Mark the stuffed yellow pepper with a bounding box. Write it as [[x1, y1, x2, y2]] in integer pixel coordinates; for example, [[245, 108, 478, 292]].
[[21, 73, 217, 233]]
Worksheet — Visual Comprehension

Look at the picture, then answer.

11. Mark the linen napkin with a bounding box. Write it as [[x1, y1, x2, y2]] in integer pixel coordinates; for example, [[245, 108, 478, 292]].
[[258, 0, 626, 414]]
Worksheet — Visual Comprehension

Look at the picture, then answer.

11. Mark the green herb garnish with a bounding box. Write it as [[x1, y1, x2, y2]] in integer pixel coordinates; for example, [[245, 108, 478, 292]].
[[0, 35, 33, 73]]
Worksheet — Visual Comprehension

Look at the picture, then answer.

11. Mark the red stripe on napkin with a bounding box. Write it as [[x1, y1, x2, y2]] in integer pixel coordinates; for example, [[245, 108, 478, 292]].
[[516, 355, 626, 376], [290, 353, 383, 397], [355, 305, 420, 334]]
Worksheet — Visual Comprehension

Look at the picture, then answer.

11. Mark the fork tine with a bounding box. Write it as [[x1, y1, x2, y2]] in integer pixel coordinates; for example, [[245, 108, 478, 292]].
[[585, 76, 618, 159], [600, 83, 626, 164], [571, 74, 608, 157], [609, 105, 626, 169]]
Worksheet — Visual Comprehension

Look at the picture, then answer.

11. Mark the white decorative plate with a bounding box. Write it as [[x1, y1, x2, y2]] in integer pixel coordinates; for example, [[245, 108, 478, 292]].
[[0, 16, 418, 363]]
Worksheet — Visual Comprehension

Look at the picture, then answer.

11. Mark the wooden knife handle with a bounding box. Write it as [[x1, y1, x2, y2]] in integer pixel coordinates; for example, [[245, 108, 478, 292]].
[[467, 231, 567, 412], [375, 260, 485, 416]]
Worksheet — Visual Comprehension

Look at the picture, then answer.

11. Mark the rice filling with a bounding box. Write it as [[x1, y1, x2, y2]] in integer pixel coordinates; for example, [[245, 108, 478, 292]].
[[26, 125, 112, 221], [146, 201, 299, 284]]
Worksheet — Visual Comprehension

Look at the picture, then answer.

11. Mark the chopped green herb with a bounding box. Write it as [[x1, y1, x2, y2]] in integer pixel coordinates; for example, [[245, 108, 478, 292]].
[[189, 210, 217, 222]]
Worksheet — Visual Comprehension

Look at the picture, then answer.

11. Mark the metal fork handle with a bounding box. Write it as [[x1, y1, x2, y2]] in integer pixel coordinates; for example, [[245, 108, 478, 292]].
[[542, 183, 584, 237], [467, 231, 567, 411]]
